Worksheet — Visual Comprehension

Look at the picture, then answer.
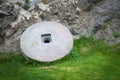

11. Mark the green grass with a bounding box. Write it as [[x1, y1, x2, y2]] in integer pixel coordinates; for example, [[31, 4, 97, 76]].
[[113, 32, 120, 37], [0, 37, 120, 80], [23, 4, 30, 10]]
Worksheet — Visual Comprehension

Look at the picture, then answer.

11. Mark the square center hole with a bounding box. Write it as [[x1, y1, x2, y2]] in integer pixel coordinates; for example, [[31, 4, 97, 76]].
[[41, 34, 52, 43]]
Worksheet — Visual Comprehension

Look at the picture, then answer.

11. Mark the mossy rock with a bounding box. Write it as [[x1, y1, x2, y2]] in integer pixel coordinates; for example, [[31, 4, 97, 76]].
[[42, 0, 49, 4]]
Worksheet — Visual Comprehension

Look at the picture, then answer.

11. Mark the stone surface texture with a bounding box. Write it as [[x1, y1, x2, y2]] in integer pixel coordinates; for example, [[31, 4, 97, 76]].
[[0, 0, 120, 53], [20, 21, 73, 62]]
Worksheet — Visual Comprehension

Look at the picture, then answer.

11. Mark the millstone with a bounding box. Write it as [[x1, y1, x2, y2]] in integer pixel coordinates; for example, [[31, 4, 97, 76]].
[[20, 21, 73, 62]]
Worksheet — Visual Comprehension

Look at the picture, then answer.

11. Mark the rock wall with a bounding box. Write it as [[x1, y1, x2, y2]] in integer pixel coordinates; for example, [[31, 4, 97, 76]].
[[0, 0, 120, 53]]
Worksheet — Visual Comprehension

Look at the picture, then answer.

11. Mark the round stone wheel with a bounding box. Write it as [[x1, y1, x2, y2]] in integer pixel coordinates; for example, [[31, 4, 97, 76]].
[[20, 21, 73, 62]]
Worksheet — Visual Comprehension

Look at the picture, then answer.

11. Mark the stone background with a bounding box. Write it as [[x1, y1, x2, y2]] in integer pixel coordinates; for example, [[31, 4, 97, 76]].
[[0, 0, 120, 53]]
